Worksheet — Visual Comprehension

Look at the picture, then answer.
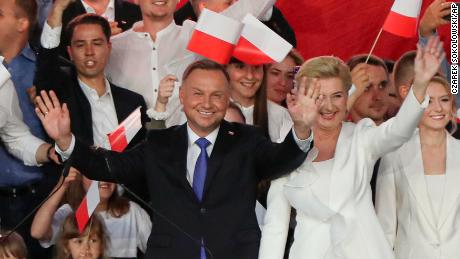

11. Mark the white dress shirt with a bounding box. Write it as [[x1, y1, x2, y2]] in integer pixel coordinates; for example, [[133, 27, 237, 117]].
[[80, 0, 115, 21], [40, 0, 275, 127], [235, 100, 293, 142], [77, 78, 119, 147], [0, 59, 45, 166]]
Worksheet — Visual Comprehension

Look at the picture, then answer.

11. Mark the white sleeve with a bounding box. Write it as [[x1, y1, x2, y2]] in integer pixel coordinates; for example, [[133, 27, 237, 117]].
[[259, 176, 291, 259], [221, 0, 276, 21], [39, 204, 73, 248], [40, 21, 62, 49], [131, 202, 152, 253], [375, 154, 398, 248], [0, 68, 45, 166], [360, 87, 429, 160]]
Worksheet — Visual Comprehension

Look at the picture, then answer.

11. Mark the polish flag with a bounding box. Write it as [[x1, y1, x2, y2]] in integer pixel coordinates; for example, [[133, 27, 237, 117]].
[[75, 181, 100, 233], [108, 107, 142, 152], [233, 14, 293, 65], [187, 9, 243, 64], [382, 0, 422, 38]]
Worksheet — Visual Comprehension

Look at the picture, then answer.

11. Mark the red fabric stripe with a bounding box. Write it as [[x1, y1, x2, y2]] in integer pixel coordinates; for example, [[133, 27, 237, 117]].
[[383, 11, 418, 38], [233, 37, 275, 65], [108, 126, 128, 153], [187, 30, 235, 64], [75, 197, 89, 233]]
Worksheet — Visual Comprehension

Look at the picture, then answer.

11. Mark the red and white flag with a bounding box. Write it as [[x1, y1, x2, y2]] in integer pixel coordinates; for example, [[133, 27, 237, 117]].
[[75, 180, 100, 233], [108, 107, 142, 152], [75, 107, 143, 232], [187, 9, 243, 64], [382, 0, 422, 38], [233, 14, 293, 65]]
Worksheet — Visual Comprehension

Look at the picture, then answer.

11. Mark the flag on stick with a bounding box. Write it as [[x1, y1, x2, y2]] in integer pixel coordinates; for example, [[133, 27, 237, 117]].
[[75, 181, 100, 233]]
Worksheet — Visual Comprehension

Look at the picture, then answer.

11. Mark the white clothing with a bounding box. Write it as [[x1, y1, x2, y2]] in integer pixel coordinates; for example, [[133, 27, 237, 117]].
[[259, 88, 428, 259], [237, 100, 293, 142], [376, 130, 460, 259], [40, 0, 275, 126], [0, 60, 45, 166], [40, 202, 152, 257], [80, 0, 115, 21], [425, 175, 445, 221], [77, 78, 118, 148]]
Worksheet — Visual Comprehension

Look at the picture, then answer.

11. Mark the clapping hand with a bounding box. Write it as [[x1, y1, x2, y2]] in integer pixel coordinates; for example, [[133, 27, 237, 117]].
[[287, 77, 323, 139], [35, 90, 73, 151]]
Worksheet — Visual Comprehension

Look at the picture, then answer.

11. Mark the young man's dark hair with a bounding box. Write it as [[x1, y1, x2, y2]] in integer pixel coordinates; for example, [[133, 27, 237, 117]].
[[65, 13, 111, 45], [347, 54, 389, 75]]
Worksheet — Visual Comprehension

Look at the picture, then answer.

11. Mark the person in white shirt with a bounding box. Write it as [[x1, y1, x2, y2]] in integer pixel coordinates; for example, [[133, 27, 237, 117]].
[[258, 37, 443, 259], [31, 167, 152, 258], [227, 59, 293, 143], [41, 0, 277, 128], [375, 75, 460, 259]]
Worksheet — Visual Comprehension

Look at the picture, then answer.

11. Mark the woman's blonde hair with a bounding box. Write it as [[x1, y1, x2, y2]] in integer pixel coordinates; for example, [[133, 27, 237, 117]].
[[429, 75, 458, 134], [0, 231, 27, 259], [295, 56, 352, 91], [55, 213, 108, 259]]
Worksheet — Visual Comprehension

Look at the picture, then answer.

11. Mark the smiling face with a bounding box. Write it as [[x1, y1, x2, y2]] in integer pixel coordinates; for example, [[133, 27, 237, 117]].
[[67, 23, 111, 82], [419, 81, 455, 131], [315, 77, 348, 131], [180, 68, 230, 137], [266, 56, 296, 105], [138, 0, 178, 20], [227, 63, 264, 106]]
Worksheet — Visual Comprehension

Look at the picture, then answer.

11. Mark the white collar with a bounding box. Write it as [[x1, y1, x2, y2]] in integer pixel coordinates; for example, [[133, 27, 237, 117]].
[[77, 78, 112, 100], [131, 20, 177, 39], [186, 124, 220, 148]]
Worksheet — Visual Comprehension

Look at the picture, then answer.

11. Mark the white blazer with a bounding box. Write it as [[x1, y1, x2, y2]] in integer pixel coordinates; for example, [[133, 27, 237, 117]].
[[375, 130, 460, 259], [259, 89, 428, 259]]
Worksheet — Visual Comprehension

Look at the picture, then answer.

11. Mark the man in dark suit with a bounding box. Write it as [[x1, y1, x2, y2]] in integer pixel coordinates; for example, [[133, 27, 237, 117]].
[[35, 59, 320, 259], [35, 12, 149, 202], [174, 0, 297, 47]]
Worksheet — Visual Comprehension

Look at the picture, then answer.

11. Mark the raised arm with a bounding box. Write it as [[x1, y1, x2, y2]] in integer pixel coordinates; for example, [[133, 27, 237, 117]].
[[35, 90, 146, 184], [31, 168, 79, 242], [362, 36, 445, 160]]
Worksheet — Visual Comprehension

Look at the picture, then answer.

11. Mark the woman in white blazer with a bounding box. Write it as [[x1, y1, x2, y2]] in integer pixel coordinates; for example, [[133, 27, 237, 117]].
[[375, 74, 460, 259], [258, 37, 444, 259]]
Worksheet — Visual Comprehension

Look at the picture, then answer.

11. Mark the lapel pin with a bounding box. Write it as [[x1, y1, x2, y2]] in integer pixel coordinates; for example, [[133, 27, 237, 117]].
[[228, 131, 234, 136]]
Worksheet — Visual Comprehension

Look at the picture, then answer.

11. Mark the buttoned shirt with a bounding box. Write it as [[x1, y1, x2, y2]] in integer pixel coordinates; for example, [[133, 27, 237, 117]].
[[77, 78, 119, 148], [41, 0, 275, 127]]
